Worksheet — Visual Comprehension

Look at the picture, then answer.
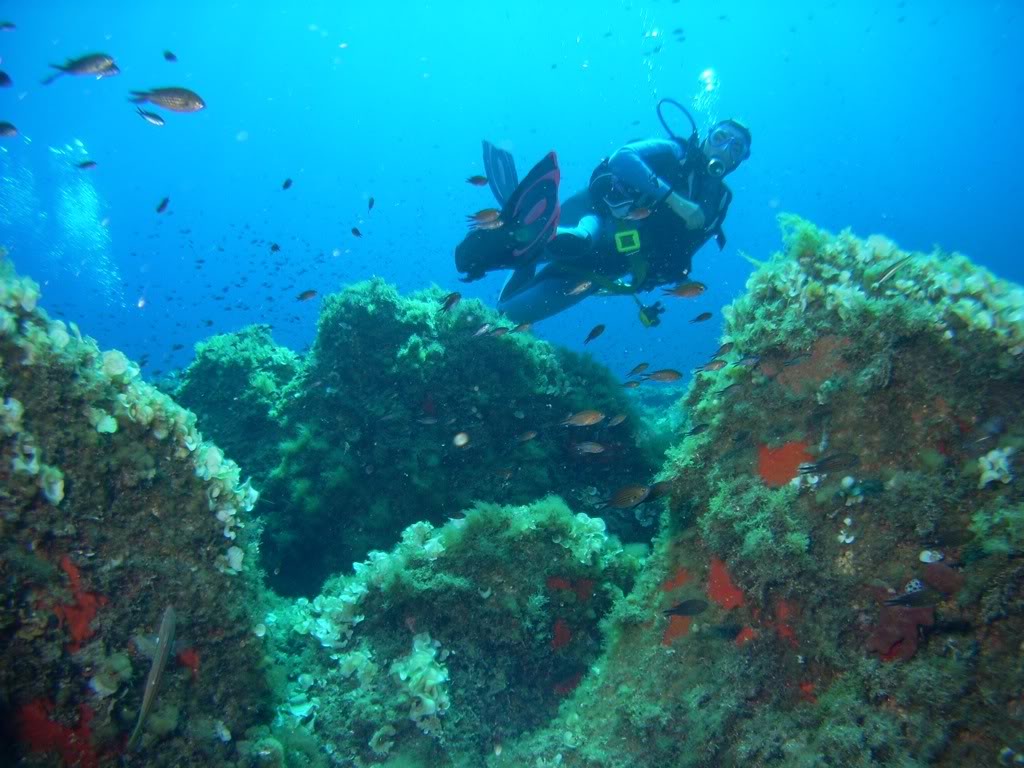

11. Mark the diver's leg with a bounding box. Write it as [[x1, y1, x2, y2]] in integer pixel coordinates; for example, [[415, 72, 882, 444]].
[[498, 264, 597, 324], [551, 214, 602, 261]]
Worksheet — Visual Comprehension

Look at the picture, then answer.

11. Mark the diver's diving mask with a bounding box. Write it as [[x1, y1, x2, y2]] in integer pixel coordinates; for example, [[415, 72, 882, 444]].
[[705, 121, 751, 178]]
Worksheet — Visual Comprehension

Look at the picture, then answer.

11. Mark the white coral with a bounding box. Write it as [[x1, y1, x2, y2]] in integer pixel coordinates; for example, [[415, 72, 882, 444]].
[[978, 447, 1015, 489]]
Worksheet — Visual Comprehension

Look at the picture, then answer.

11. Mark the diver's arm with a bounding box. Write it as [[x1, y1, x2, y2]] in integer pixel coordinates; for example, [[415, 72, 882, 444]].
[[606, 139, 685, 202]]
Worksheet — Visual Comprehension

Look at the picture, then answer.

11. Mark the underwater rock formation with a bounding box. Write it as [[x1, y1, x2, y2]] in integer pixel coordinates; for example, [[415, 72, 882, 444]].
[[502, 216, 1024, 768], [263, 495, 637, 766], [177, 279, 660, 596], [0, 255, 269, 766]]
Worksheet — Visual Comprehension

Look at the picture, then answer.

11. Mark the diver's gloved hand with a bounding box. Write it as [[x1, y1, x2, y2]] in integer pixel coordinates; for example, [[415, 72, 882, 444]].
[[665, 192, 706, 231]]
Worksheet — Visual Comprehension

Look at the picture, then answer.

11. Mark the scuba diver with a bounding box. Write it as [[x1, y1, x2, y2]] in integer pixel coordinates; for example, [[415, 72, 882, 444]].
[[454, 99, 751, 326]]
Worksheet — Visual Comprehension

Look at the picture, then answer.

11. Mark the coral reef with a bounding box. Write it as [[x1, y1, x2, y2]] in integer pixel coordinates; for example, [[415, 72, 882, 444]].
[[177, 279, 659, 596], [0, 255, 269, 766]]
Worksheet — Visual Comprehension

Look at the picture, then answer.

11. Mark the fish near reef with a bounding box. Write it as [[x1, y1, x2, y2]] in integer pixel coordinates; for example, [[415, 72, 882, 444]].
[[562, 410, 605, 427], [798, 452, 860, 475], [129, 86, 205, 112], [606, 484, 650, 509], [584, 324, 605, 344], [440, 291, 461, 312], [662, 281, 706, 298], [643, 369, 682, 382], [573, 441, 606, 455], [663, 598, 709, 617]]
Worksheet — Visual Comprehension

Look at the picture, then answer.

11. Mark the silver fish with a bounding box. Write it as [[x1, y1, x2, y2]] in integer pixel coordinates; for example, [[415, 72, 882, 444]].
[[130, 86, 205, 113]]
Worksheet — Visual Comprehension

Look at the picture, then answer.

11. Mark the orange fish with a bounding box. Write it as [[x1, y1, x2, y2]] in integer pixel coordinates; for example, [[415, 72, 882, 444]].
[[626, 207, 651, 220], [662, 281, 706, 298], [713, 342, 735, 358], [466, 175, 488, 186], [627, 362, 649, 377], [467, 208, 501, 224], [697, 359, 727, 372], [643, 369, 683, 382], [512, 322, 532, 333], [490, 327, 510, 337], [440, 291, 461, 312], [296, 289, 318, 301], [562, 410, 605, 427], [607, 484, 650, 509], [573, 441, 606, 454], [584, 324, 605, 344], [473, 218, 504, 231]]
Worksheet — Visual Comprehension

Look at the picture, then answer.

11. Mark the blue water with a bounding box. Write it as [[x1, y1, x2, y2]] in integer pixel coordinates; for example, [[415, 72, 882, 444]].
[[1, 1, 1021, 378]]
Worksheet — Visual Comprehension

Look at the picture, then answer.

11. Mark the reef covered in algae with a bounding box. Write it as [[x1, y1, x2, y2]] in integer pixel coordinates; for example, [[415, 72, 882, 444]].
[[175, 278, 660, 596], [3, 213, 1024, 767]]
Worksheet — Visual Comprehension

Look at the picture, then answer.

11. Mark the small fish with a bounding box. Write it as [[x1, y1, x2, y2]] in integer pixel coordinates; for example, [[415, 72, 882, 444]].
[[351, 227, 362, 238], [686, 423, 709, 436], [797, 452, 860, 475], [163, 50, 177, 62], [697, 359, 727, 372], [627, 362, 649, 376], [573, 441, 606, 455], [466, 175, 488, 186], [416, 416, 439, 425], [647, 480, 672, 500], [883, 588, 939, 608], [517, 430, 538, 442], [297, 289, 317, 301], [472, 323, 491, 337], [43, 53, 119, 85], [474, 218, 504, 231], [691, 311, 713, 323], [491, 327, 510, 337], [282, 178, 293, 190], [565, 280, 592, 297], [584, 324, 605, 344], [873, 255, 914, 287], [76, 160, 97, 170], [512, 322, 532, 333], [783, 353, 810, 367], [440, 292, 461, 312], [733, 355, 761, 368], [270, 243, 281, 252], [663, 599, 709, 617], [155, 197, 170, 214], [129, 87, 205, 112], [0, 71, 11, 87], [607, 484, 650, 509], [623, 380, 642, 389], [368, 196, 375, 211], [136, 107, 165, 126], [626, 207, 651, 220], [467, 208, 501, 225], [662, 281, 706, 298], [718, 382, 742, 395], [607, 413, 627, 427], [713, 342, 735, 358], [0, 21, 15, 31], [643, 369, 683, 382], [562, 410, 605, 427]]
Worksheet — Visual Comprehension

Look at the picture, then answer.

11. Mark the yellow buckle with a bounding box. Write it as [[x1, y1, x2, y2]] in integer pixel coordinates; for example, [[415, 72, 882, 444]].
[[615, 229, 641, 254]]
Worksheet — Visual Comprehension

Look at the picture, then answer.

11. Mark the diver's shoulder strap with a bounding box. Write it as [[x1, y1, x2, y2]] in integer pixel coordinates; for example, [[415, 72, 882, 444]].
[[708, 185, 733, 250]]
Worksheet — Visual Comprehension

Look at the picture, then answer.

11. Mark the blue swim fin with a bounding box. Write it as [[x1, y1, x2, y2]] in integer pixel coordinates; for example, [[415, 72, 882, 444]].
[[483, 140, 519, 206]]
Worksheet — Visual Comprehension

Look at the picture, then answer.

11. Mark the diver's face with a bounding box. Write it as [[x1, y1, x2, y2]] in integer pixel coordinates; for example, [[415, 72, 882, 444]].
[[702, 124, 750, 178]]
